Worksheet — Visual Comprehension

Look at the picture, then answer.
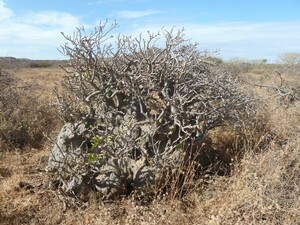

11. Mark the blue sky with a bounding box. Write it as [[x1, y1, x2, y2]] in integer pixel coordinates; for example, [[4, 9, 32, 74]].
[[0, 0, 299, 61]]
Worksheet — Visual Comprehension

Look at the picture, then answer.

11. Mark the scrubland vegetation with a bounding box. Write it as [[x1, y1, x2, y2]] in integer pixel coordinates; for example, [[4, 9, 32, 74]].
[[0, 24, 299, 225]]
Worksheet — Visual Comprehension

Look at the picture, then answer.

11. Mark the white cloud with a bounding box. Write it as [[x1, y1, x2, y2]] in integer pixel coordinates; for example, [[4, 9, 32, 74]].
[[187, 22, 300, 61], [0, 1, 83, 59], [128, 21, 300, 62], [0, 11, 81, 43], [0, 0, 13, 20], [114, 10, 161, 19], [24, 11, 81, 28], [0, 0, 299, 61]]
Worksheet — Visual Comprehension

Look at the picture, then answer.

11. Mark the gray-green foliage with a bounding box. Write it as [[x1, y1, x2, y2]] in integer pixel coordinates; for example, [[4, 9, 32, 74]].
[[50, 21, 255, 199]]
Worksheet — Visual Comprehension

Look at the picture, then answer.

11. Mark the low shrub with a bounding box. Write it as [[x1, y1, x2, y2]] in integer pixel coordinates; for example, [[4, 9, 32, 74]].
[[0, 69, 59, 150], [29, 61, 52, 68]]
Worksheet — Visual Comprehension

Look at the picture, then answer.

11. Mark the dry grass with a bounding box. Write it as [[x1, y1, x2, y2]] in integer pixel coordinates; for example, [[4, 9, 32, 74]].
[[7, 67, 64, 99], [0, 69, 62, 150], [0, 63, 299, 224]]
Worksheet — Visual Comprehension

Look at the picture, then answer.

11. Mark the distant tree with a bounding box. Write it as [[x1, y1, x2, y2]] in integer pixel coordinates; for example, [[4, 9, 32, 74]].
[[250, 59, 267, 65], [278, 52, 300, 66], [209, 56, 224, 65], [228, 57, 249, 64]]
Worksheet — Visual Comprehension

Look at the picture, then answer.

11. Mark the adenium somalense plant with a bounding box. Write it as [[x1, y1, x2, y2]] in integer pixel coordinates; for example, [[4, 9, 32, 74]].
[[48, 21, 254, 200]]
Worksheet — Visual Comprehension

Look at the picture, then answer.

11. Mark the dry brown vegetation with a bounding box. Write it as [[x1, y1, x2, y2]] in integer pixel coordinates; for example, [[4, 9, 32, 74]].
[[0, 58, 300, 225]]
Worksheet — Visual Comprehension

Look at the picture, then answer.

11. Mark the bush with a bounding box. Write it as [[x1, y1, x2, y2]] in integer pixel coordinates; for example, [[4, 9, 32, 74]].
[[30, 61, 52, 68], [209, 56, 224, 65], [0, 69, 59, 150], [278, 52, 300, 66], [49, 21, 257, 200]]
